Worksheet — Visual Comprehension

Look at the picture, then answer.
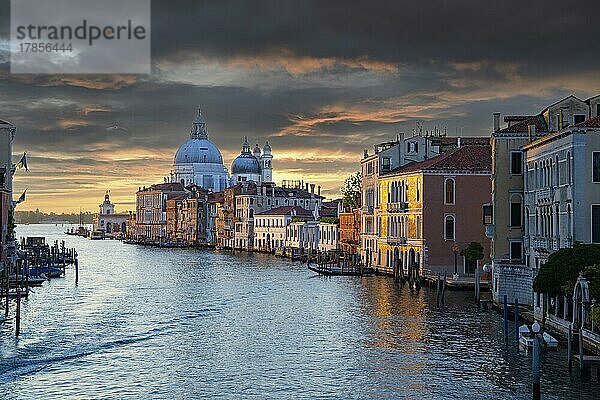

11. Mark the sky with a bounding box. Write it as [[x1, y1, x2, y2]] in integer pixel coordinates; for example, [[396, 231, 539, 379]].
[[1, 0, 599, 213]]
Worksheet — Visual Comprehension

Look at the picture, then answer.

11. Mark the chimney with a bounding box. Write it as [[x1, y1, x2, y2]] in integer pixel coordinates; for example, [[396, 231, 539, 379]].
[[310, 183, 315, 194], [493, 112, 501, 132], [318, 186, 321, 196], [528, 123, 536, 141], [457, 137, 461, 148], [306, 183, 309, 191]]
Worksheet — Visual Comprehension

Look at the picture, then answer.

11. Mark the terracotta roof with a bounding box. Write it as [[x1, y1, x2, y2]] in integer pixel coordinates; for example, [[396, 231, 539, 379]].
[[385, 145, 491, 175], [255, 206, 313, 217], [496, 114, 547, 134], [574, 115, 600, 128], [208, 191, 224, 203]]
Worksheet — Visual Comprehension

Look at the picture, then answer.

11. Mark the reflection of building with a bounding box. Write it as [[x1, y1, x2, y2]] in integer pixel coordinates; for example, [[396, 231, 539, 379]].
[[171, 109, 229, 191], [377, 144, 492, 276], [0, 120, 16, 264], [94, 191, 129, 234]]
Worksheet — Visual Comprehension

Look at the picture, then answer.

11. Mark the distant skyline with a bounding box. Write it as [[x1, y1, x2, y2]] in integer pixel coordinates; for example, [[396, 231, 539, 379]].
[[1, 0, 599, 212]]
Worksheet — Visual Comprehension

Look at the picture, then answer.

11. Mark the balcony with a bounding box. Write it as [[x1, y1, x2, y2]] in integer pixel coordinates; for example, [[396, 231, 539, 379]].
[[386, 236, 407, 245], [361, 205, 374, 215], [535, 187, 553, 204], [386, 202, 408, 213]]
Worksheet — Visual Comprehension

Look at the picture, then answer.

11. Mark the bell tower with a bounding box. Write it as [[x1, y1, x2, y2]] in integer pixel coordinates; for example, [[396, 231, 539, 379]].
[[261, 141, 273, 183]]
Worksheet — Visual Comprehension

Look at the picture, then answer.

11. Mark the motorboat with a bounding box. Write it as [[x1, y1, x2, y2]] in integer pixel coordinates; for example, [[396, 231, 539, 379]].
[[519, 324, 559, 351]]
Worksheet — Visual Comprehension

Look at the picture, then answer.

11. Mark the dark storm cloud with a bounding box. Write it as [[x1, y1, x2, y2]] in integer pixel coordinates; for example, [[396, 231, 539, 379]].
[[150, 0, 600, 75]]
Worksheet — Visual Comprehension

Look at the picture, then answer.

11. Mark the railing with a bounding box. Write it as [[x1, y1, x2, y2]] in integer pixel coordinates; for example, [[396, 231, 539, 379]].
[[531, 235, 550, 250], [386, 236, 407, 245], [535, 187, 553, 203], [386, 202, 408, 213]]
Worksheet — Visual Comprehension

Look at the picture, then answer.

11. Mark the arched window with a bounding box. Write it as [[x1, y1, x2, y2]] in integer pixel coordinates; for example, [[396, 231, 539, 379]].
[[444, 215, 455, 240], [444, 178, 455, 205]]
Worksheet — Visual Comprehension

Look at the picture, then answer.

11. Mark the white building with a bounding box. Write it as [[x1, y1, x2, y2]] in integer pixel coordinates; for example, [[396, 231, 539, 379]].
[[318, 222, 339, 252], [254, 206, 313, 252], [231, 137, 273, 184], [94, 191, 129, 234], [172, 109, 229, 192], [286, 220, 320, 254], [523, 115, 600, 284]]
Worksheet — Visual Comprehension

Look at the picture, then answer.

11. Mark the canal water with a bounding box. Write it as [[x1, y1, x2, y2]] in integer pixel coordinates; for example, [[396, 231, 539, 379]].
[[0, 225, 598, 399]]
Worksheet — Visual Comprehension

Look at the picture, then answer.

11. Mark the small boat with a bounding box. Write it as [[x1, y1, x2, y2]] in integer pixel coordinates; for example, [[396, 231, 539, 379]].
[[519, 324, 559, 351], [89, 230, 105, 240], [25, 266, 63, 278]]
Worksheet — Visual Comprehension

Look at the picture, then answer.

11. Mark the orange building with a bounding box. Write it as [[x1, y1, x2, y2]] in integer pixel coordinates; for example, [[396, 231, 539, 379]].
[[340, 208, 361, 254]]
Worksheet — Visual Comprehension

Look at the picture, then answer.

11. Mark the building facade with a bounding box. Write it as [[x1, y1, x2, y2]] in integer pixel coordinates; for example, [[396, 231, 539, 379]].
[[0, 120, 16, 264], [254, 206, 312, 252], [376, 144, 492, 277], [135, 183, 188, 242], [93, 191, 129, 235], [340, 208, 361, 254]]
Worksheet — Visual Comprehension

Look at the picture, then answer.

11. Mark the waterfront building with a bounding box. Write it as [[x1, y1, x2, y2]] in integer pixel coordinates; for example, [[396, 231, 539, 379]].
[[231, 138, 274, 184], [523, 115, 600, 306], [135, 182, 188, 242], [376, 144, 492, 276], [360, 133, 487, 267], [93, 191, 129, 235], [489, 94, 600, 305], [165, 194, 187, 242], [254, 206, 312, 252], [285, 220, 320, 255], [340, 208, 361, 254], [232, 182, 324, 251], [180, 187, 211, 245], [171, 109, 229, 192], [0, 120, 16, 264], [125, 212, 136, 240], [207, 191, 224, 246], [318, 222, 339, 252]]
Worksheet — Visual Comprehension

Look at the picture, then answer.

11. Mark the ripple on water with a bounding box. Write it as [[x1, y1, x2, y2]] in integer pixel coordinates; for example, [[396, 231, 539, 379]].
[[0, 225, 598, 399]]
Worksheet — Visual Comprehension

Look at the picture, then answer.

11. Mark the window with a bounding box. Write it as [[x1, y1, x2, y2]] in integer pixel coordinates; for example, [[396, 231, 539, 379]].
[[382, 157, 391, 172], [593, 152, 600, 183], [444, 178, 455, 205], [567, 152, 572, 183], [444, 215, 455, 240], [510, 241, 523, 260], [593, 205, 600, 244], [510, 151, 522, 175], [510, 196, 522, 227], [574, 114, 586, 125]]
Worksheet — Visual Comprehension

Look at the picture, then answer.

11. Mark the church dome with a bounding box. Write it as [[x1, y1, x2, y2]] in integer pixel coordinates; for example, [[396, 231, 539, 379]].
[[232, 153, 260, 174], [231, 136, 260, 175], [174, 108, 225, 165], [174, 138, 224, 164]]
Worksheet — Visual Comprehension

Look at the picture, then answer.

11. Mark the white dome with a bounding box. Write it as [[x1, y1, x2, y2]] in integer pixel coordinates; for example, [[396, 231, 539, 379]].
[[232, 154, 260, 174], [174, 138, 224, 165]]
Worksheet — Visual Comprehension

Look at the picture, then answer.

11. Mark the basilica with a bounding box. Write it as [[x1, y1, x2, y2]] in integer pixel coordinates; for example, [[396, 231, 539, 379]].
[[171, 109, 274, 190]]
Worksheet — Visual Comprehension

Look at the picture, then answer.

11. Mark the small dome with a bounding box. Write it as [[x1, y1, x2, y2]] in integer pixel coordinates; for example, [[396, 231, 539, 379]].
[[174, 138, 224, 164], [232, 154, 260, 174], [253, 144, 261, 157]]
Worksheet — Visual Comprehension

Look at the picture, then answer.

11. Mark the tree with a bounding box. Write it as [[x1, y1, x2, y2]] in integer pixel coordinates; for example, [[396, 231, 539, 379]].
[[460, 242, 484, 269], [341, 171, 361, 209], [533, 244, 600, 296]]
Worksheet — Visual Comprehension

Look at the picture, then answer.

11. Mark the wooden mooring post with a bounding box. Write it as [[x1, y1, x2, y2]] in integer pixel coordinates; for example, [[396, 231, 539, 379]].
[[441, 271, 447, 305], [15, 287, 21, 336], [436, 272, 441, 307], [75, 258, 79, 285]]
